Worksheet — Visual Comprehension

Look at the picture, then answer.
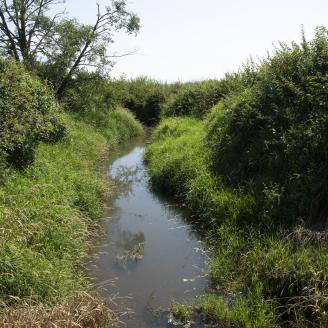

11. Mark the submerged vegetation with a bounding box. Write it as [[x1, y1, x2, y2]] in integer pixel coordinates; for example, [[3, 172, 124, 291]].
[[145, 27, 328, 327]]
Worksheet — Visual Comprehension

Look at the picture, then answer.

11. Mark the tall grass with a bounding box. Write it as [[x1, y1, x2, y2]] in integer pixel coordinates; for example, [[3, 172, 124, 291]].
[[147, 117, 328, 327], [0, 109, 143, 325]]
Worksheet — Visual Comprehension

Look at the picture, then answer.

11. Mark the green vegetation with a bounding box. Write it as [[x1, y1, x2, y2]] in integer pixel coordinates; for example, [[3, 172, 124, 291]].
[[160, 70, 254, 119], [0, 0, 140, 97], [0, 0, 145, 325], [161, 79, 228, 119], [2, 1, 328, 326], [62, 74, 182, 126], [0, 59, 65, 171], [0, 110, 142, 304], [146, 27, 328, 327], [120, 77, 182, 125], [0, 53, 143, 325]]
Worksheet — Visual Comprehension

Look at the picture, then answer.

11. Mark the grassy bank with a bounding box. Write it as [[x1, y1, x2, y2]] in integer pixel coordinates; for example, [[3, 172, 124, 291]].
[[146, 28, 328, 328], [146, 118, 328, 328], [0, 109, 143, 326]]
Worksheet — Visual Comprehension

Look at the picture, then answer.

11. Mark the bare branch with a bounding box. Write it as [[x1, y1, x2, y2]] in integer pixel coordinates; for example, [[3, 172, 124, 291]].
[[0, 9, 19, 60]]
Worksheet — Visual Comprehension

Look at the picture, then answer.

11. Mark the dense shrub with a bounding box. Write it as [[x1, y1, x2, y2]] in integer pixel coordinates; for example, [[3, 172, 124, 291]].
[[63, 75, 179, 126], [0, 59, 65, 169], [122, 77, 181, 125], [207, 26, 328, 226], [160, 74, 250, 119], [62, 72, 125, 114], [161, 80, 220, 118], [145, 118, 254, 228]]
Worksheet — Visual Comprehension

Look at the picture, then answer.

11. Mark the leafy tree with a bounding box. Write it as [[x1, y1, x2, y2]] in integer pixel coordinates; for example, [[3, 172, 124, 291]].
[[0, 0, 140, 96]]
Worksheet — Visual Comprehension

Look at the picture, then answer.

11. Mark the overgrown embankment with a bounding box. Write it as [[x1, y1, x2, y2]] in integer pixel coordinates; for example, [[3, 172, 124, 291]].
[[146, 27, 328, 327], [0, 60, 143, 326]]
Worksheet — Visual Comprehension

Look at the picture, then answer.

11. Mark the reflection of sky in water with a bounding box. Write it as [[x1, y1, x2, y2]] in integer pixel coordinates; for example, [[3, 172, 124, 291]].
[[109, 146, 148, 198], [87, 138, 208, 328]]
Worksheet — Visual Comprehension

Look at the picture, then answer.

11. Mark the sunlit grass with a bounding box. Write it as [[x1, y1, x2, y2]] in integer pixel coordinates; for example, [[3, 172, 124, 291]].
[[0, 109, 143, 309], [146, 117, 328, 327]]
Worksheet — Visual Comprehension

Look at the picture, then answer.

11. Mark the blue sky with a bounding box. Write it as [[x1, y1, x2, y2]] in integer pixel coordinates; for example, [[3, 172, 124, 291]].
[[61, 0, 327, 82]]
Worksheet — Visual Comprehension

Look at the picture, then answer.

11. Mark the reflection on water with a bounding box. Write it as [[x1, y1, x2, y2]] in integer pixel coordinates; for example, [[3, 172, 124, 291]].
[[87, 137, 207, 328], [115, 231, 145, 269]]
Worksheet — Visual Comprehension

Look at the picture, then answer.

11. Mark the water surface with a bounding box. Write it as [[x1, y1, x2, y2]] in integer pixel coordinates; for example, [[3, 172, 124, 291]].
[[87, 137, 207, 327]]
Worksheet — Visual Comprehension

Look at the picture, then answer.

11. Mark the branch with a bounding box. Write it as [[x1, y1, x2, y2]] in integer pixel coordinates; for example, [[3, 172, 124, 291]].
[[0, 9, 19, 60], [27, 0, 45, 48], [29, 11, 62, 55], [3, 0, 19, 29], [106, 49, 138, 58]]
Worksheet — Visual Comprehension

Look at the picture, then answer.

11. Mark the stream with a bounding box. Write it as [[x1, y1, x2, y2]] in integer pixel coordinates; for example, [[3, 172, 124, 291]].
[[87, 137, 207, 327]]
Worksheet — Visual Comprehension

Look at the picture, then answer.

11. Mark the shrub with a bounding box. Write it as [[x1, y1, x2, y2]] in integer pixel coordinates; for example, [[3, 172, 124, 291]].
[[0, 59, 65, 169], [145, 117, 254, 228], [63, 74, 179, 126], [62, 72, 122, 114], [206, 26, 328, 226], [161, 80, 221, 118], [160, 73, 250, 119], [122, 77, 181, 125]]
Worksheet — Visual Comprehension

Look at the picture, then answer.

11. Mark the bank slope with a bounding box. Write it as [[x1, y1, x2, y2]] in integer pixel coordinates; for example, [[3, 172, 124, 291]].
[[0, 109, 143, 326]]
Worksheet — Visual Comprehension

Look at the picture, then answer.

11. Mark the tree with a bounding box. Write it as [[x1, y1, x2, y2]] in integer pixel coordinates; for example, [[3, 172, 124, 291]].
[[0, 0, 140, 96]]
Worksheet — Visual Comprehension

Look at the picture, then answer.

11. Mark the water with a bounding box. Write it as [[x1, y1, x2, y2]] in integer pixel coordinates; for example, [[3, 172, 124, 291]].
[[87, 137, 207, 327]]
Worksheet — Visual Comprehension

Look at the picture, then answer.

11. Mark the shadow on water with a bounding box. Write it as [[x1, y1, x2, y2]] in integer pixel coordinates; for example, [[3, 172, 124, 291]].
[[86, 136, 208, 328]]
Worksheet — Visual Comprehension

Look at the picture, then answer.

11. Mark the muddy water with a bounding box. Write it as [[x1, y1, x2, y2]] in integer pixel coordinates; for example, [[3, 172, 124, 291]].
[[87, 137, 207, 327]]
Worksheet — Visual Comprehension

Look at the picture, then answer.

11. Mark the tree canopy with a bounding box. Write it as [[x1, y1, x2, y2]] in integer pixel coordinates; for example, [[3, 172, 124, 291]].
[[0, 0, 140, 96]]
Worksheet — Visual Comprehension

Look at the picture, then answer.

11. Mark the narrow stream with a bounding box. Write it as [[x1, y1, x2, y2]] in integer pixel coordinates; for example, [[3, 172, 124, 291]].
[[87, 137, 207, 327]]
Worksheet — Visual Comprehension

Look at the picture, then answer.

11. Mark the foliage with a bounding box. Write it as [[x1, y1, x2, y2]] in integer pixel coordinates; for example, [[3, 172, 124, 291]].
[[102, 108, 144, 141], [145, 118, 253, 228], [0, 0, 140, 96], [160, 75, 248, 119], [206, 26, 328, 226], [121, 77, 182, 125], [0, 110, 143, 307], [62, 72, 121, 112], [0, 59, 65, 169], [62, 76, 143, 138], [63, 74, 181, 125], [192, 292, 274, 328]]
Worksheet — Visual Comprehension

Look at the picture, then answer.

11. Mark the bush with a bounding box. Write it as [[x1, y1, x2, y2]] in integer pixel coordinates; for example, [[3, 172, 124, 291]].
[[145, 117, 254, 228], [160, 74, 250, 119], [63, 74, 179, 126], [62, 72, 123, 114], [0, 59, 65, 169], [206, 26, 328, 226], [122, 77, 181, 125]]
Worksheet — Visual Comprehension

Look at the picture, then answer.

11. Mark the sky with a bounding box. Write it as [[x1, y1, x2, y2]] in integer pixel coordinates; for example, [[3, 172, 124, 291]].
[[59, 0, 327, 82]]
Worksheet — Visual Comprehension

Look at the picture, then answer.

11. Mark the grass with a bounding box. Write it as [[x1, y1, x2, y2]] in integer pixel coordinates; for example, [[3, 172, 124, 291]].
[[145, 117, 254, 228], [0, 292, 117, 328], [146, 117, 328, 327], [0, 108, 143, 325]]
